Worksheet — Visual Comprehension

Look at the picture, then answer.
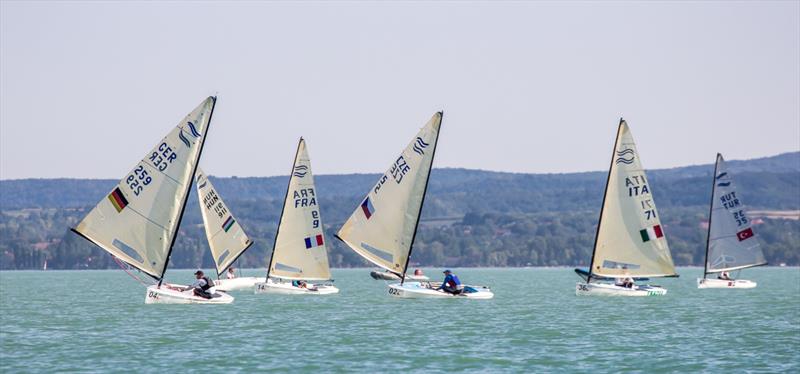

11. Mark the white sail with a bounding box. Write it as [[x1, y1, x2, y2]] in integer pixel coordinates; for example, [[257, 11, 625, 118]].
[[590, 120, 677, 278], [706, 154, 767, 273], [268, 138, 332, 281], [337, 112, 442, 275], [195, 167, 253, 276], [73, 97, 215, 279]]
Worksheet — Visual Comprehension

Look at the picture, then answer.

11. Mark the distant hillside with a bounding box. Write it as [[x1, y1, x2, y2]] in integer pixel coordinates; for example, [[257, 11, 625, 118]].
[[1, 152, 798, 270]]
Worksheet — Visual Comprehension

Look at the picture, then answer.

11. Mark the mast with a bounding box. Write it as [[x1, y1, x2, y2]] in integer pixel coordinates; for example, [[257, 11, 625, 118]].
[[586, 118, 624, 283], [158, 96, 217, 287], [265, 137, 304, 282], [702, 153, 721, 279], [400, 111, 443, 285]]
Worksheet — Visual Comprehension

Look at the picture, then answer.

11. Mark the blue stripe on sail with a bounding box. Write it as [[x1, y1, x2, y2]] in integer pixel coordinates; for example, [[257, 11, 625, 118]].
[[717, 182, 731, 187], [715, 172, 728, 180], [112, 239, 144, 264], [275, 262, 302, 274], [217, 249, 230, 264], [360, 242, 394, 263]]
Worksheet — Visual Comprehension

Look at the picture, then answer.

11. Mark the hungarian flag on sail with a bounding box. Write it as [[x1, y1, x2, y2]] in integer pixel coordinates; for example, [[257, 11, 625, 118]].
[[222, 216, 235, 232], [107, 187, 129, 213], [304, 234, 324, 249], [361, 197, 375, 219], [639, 225, 664, 242], [736, 227, 754, 241]]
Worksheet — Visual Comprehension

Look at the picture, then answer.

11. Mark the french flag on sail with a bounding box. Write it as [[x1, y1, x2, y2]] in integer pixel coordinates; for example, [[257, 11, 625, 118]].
[[304, 234, 324, 249], [361, 197, 375, 219], [639, 225, 664, 242]]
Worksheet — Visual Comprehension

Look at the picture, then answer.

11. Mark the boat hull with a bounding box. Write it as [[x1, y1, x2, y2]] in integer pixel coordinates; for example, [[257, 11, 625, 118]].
[[254, 279, 339, 295], [697, 278, 757, 289], [387, 282, 494, 299], [575, 282, 667, 296], [369, 271, 429, 281], [145, 284, 234, 304], [213, 277, 260, 292]]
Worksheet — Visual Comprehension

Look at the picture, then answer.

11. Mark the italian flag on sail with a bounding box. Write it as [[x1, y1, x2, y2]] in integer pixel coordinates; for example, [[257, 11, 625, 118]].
[[639, 225, 664, 242]]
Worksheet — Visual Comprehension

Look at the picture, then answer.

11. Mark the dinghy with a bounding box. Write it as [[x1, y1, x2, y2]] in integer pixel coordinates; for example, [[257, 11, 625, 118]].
[[255, 138, 339, 295], [336, 112, 493, 299], [575, 119, 678, 297], [72, 97, 233, 304], [697, 154, 766, 289], [194, 168, 259, 291]]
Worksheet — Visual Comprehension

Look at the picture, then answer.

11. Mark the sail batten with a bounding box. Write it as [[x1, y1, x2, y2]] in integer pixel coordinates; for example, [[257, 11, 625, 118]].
[[267, 139, 332, 281], [337, 112, 443, 275], [704, 154, 767, 274], [72, 97, 216, 279], [196, 167, 253, 276], [589, 120, 677, 278]]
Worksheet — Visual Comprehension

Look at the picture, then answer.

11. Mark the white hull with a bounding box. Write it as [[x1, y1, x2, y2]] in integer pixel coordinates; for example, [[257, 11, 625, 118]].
[[145, 284, 234, 304], [254, 278, 339, 295], [575, 282, 667, 297], [369, 271, 429, 281], [213, 277, 260, 292], [387, 282, 494, 299], [697, 278, 757, 289]]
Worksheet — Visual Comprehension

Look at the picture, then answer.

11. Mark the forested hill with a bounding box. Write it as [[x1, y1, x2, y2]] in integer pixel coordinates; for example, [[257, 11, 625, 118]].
[[1, 152, 798, 271]]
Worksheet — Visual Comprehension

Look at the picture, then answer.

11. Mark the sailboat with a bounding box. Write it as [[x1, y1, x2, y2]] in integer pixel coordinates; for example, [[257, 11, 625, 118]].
[[697, 154, 767, 289], [255, 138, 339, 295], [194, 168, 259, 291], [72, 96, 233, 304], [575, 119, 678, 296], [336, 112, 493, 299]]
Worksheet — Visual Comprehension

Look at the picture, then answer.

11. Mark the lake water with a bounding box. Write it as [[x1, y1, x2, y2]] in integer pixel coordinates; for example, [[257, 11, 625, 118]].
[[1, 267, 798, 372]]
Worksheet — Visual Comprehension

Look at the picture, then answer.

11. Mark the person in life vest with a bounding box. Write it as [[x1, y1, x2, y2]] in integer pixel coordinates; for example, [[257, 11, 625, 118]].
[[226, 267, 236, 280], [183, 270, 214, 299], [437, 269, 462, 295], [718, 271, 732, 280]]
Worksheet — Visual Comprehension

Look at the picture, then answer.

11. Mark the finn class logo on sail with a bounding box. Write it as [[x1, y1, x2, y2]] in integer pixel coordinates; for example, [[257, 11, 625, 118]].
[[412, 137, 429, 155], [615, 148, 635, 164], [293, 165, 308, 178], [178, 121, 203, 148]]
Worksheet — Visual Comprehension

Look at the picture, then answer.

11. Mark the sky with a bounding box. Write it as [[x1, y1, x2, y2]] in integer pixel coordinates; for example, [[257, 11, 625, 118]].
[[1, 1, 798, 179]]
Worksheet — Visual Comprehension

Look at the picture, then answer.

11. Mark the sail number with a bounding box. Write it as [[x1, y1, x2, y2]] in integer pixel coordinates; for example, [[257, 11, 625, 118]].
[[388, 287, 401, 295], [147, 291, 159, 299], [311, 210, 320, 229], [374, 156, 411, 195], [127, 165, 153, 196]]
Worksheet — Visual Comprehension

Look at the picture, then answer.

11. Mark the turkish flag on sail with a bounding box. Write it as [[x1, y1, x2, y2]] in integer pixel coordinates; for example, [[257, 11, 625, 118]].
[[736, 228, 754, 241]]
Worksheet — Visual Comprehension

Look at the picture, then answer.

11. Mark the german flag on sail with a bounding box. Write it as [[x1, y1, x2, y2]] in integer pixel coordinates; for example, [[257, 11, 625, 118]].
[[108, 187, 129, 213]]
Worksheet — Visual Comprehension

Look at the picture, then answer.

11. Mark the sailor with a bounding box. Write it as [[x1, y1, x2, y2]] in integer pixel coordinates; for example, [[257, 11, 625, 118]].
[[226, 267, 236, 280], [292, 280, 308, 289], [718, 271, 732, 280], [184, 270, 214, 299], [616, 275, 634, 289], [437, 269, 462, 295], [413, 268, 424, 277]]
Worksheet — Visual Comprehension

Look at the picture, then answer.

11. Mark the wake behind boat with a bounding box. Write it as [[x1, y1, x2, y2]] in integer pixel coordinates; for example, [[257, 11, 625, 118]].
[[72, 97, 232, 304], [255, 138, 339, 295], [697, 154, 766, 289], [574, 119, 678, 297], [336, 112, 493, 299]]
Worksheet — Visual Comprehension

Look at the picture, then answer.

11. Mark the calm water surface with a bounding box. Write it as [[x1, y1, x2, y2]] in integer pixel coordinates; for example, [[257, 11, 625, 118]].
[[1, 267, 798, 372]]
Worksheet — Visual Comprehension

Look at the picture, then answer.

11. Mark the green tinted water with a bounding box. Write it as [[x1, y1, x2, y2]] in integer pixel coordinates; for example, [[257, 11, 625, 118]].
[[1, 268, 798, 372]]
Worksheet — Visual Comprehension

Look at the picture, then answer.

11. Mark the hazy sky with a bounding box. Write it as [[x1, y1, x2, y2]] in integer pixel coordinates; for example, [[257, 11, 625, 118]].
[[1, 1, 798, 179]]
